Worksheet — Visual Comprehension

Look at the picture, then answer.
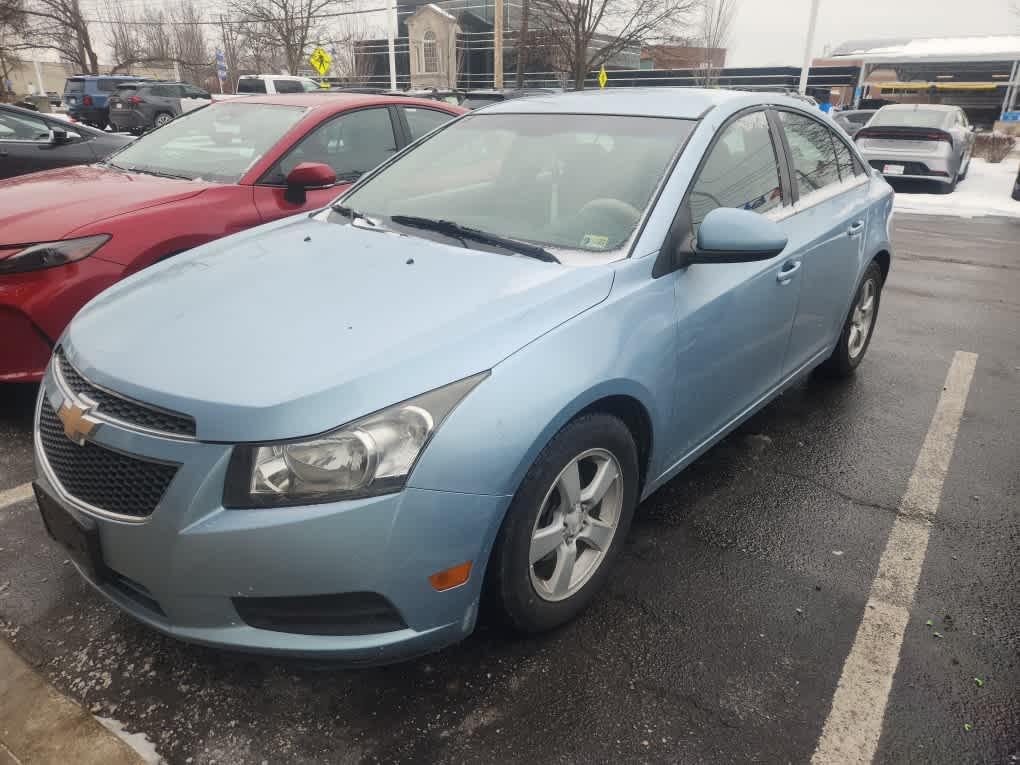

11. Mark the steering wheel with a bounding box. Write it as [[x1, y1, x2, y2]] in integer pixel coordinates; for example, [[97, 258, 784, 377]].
[[577, 198, 642, 227]]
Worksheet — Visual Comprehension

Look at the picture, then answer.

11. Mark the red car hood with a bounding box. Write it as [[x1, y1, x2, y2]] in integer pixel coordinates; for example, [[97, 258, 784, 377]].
[[0, 165, 210, 245]]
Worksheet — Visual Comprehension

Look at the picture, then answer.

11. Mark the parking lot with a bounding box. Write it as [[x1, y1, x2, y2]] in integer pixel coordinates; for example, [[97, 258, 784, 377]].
[[0, 212, 1018, 764]]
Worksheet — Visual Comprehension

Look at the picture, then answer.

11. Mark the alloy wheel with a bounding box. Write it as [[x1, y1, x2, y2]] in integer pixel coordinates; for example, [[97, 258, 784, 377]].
[[848, 277, 877, 358], [529, 448, 624, 602]]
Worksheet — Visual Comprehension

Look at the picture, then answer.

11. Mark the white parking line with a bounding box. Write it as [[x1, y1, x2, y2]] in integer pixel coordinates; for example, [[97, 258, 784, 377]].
[[0, 483, 33, 511], [812, 350, 978, 765]]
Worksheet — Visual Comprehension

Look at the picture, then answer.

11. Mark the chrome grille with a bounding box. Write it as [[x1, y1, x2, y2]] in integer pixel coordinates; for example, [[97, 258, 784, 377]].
[[56, 350, 196, 437], [38, 400, 178, 518]]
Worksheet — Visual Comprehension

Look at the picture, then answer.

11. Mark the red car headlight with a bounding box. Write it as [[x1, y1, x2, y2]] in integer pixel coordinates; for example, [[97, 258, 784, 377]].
[[0, 235, 110, 275]]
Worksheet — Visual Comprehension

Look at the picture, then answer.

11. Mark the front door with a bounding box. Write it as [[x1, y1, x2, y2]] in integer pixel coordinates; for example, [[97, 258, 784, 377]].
[[252, 106, 401, 222], [667, 110, 802, 462]]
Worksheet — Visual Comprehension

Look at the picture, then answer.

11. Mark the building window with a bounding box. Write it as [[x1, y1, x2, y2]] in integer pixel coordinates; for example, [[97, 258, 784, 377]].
[[423, 31, 439, 73]]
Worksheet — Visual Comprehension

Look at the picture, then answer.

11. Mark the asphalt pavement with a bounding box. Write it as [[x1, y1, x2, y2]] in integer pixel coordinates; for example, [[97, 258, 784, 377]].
[[0, 214, 1017, 765]]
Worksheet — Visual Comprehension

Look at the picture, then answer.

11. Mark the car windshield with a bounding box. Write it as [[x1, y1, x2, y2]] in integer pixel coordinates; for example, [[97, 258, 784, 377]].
[[340, 113, 693, 257], [106, 102, 306, 183], [870, 109, 950, 129]]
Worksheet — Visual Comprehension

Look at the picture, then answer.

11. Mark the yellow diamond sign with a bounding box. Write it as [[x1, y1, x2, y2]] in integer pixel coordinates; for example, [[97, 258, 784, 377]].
[[598, 65, 607, 89], [309, 47, 332, 76]]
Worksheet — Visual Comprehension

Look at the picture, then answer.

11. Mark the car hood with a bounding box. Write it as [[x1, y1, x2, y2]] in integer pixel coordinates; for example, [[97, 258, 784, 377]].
[[64, 216, 614, 442], [0, 165, 208, 244]]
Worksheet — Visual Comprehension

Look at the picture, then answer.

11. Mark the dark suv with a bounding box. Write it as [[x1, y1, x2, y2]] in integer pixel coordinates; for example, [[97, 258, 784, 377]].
[[108, 81, 212, 133], [63, 75, 148, 128]]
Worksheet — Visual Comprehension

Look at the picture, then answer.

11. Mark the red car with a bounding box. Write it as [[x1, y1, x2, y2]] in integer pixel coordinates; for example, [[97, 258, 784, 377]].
[[0, 93, 464, 382]]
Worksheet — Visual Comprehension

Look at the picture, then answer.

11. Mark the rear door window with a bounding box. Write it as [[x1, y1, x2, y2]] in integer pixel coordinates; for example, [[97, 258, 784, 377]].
[[0, 111, 51, 141], [237, 79, 266, 94], [402, 106, 456, 140], [778, 111, 842, 197], [64, 78, 84, 94]]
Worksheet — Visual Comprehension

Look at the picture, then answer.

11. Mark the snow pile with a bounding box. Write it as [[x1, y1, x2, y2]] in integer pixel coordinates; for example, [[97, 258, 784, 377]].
[[96, 716, 164, 764], [891, 158, 1020, 219]]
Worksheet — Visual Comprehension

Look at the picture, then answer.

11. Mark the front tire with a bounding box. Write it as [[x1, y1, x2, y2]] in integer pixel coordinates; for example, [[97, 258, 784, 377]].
[[488, 413, 639, 633], [818, 261, 884, 378], [154, 112, 172, 128]]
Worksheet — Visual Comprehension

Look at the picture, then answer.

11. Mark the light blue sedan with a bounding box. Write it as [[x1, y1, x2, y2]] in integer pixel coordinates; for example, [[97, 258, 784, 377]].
[[33, 88, 893, 664]]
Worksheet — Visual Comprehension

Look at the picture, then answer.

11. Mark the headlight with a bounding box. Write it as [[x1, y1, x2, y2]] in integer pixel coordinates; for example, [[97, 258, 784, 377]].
[[223, 372, 489, 508], [0, 235, 110, 275]]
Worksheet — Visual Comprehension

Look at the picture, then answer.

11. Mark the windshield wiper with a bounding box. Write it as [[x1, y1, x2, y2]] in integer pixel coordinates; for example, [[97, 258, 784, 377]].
[[125, 165, 194, 181], [389, 215, 559, 264], [331, 204, 376, 227]]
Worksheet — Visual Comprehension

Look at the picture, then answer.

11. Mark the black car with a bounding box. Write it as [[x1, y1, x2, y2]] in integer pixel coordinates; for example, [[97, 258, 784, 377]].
[[1013, 163, 1020, 202], [108, 81, 211, 133], [0, 103, 133, 180]]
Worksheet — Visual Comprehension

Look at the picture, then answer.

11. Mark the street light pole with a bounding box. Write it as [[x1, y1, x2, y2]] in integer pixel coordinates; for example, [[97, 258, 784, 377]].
[[798, 0, 821, 95], [388, 0, 398, 90]]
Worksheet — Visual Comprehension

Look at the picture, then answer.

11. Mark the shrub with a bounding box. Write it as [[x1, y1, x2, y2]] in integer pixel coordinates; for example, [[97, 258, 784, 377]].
[[973, 132, 1016, 163]]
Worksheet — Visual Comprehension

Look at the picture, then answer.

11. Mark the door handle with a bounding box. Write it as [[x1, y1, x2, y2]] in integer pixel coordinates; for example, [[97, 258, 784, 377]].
[[847, 221, 865, 238], [777, 260, 801, 284]]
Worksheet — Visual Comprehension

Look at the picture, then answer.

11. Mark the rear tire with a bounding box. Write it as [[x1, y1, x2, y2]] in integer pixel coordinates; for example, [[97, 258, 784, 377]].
[[817, 261, 884, 378], [487, 413, 639, 634], [154, 112, 172, 128]]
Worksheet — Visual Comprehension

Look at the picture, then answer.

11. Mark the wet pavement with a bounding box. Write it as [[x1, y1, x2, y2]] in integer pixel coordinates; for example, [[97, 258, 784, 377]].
[[1, 214, 1017, 764]]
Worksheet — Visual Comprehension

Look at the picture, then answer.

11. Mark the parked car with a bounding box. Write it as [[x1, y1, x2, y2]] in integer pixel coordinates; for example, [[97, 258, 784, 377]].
[[1013, 163, 1020, 202], [461, 87, 562, 109], [0, 103, 132, 180], [31, 88, 892, 663], [0, 93, 464, 382], [833, 109, 876, 137], [46, 91, 62, 108], [108, 81, 212, 133], [236, 75, 321, 94], [854, 104, 975, 193], [63, 75, 149, 128]]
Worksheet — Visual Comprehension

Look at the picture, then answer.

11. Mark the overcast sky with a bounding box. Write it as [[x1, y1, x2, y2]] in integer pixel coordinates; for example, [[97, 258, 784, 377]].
[[727, 0, 1019, 67]]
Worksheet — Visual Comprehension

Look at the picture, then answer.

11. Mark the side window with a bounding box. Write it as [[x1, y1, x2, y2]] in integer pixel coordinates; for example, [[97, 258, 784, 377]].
[[779, 111, 842, 196], [689, 110, 783, 227], [832, 136, 858, 180], [237, 79, 266, 94], [274, 79, 304, 94], [403, 106, 455, 140], [264, 108, 398, 184], [0, 111, 51, 141], [150, 85, 170, 98]]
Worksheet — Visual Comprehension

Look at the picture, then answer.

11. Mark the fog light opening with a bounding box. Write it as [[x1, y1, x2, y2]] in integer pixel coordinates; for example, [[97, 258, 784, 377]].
[[429, 561, 472, 591]]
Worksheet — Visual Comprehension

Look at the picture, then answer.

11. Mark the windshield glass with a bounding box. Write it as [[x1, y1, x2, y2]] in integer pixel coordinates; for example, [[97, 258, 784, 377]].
[[107, 102, 306, 183], [870, 108, 950, 129], [341, 113, 693, 256]]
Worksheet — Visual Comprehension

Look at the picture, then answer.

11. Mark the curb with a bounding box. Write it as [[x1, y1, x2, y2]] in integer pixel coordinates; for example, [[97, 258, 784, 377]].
[[0, 639, 147, 764]]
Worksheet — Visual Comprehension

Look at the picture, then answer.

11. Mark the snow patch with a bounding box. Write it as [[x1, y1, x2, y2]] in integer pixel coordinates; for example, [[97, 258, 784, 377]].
[[891, 158, 1020, 219], [96, 716, 164, 764]]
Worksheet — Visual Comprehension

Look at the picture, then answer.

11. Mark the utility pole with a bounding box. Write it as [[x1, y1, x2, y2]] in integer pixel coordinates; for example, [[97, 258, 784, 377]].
[[797, 0, 820, 95], [515, 0, 529, 87], [493, 0, 503, 89], [387, 0, 398, 90]]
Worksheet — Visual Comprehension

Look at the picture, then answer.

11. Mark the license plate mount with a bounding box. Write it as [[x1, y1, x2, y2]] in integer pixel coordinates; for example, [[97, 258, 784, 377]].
[[883, 164, 905, 175], [34, 484, 106, 582]]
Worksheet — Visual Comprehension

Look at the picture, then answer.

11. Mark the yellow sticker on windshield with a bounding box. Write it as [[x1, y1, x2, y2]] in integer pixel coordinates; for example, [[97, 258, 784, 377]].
[[581, 234, 610, 249]]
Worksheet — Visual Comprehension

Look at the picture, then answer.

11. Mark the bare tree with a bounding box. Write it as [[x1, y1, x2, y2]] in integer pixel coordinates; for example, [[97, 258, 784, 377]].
[[514, 0, 530, 86], [229, 0, 339, 75], [171, 0, 211, 85], [327, 10, 375, 83], [0, 0, 26, 94], [694, 0, 735, 87], [21, 0, 98, 73], [532, 0, 697, 90]]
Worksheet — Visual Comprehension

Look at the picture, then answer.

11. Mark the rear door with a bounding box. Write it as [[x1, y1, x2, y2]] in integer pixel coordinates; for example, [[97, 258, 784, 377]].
[[773, 108, 869, 376], [252, 106, 402, 221], [148, 84, 184, 118]]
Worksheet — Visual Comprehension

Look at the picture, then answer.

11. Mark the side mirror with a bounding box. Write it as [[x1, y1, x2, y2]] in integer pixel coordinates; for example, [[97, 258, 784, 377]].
[[691, 207, 788, 263], [284, 162, 337, 205], [50, 128, 69, 145]]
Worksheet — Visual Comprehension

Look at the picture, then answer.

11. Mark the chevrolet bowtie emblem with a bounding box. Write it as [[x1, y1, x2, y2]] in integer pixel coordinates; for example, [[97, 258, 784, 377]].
[[58, 399, 100, 445]]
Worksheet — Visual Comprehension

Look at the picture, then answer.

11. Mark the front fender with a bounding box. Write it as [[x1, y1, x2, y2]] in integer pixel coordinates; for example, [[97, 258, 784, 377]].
[[407, 255, 675, 501]]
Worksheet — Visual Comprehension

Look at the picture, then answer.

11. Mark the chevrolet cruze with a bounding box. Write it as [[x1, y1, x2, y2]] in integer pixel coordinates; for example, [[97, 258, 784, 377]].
[[34, 89, 893, 664]]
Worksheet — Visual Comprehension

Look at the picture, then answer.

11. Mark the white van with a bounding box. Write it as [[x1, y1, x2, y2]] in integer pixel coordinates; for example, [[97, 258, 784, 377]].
[[235, 75, 321, 95]]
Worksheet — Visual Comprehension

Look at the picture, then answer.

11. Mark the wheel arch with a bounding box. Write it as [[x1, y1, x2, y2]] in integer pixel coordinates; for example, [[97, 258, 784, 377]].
[[872, 249, 891, 283]]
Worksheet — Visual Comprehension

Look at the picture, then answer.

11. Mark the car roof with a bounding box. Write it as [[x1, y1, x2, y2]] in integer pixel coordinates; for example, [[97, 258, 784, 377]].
[[877, 103, 957, 112], [220, 93, 464, 112], [478, 87, 748, 119]]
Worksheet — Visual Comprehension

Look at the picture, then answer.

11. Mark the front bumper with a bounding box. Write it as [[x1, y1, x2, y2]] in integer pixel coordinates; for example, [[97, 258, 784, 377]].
[[0, 257, 125, 382], [33, 373, 511, 662]]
